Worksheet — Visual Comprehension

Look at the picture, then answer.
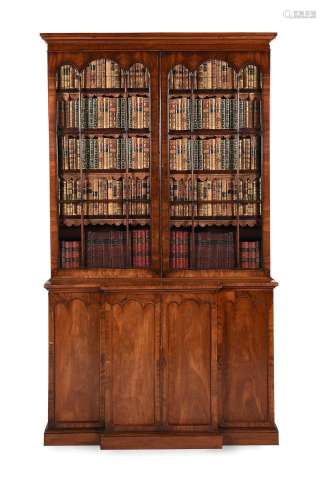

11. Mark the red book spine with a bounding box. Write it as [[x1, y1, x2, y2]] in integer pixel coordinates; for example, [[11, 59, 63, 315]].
[[141, 229, 145, 268], [146, 228, 150, 267], [140, 229, 144, 268], [185, 230, 189, 268], [68, 241, 72, 269], [171, 229, 175, 270], [248, 241, 255, 269], [174, 230, 177, 269], [61, 241, 66, 268], [139, 229, 143, 268], [177, 230, 182, 269]]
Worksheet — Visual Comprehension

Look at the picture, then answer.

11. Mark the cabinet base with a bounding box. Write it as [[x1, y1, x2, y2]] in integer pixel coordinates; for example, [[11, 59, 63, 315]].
[[100, 432, 223, 449], [44, 426, 100, 446], [221, 426, 279, 445], [44, 425, 278, 448]]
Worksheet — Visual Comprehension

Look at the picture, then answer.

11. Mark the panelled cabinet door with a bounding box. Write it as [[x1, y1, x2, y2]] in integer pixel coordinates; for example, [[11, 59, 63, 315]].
[[219, 290, 274, 427], [102, 293, 161, 430], [161, 293, 220, 431], [49, 293, 101, 428]]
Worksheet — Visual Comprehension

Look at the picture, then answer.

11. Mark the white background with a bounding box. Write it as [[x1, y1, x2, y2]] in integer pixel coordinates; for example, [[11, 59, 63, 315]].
[[0, 1, 325, 498]]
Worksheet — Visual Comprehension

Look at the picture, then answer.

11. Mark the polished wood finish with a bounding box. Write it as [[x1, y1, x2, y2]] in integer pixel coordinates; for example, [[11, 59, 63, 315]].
[[219, 290, 274, 426], [49, 293, 101, 428], [102, 293, 160, 429], [44, 426, 277, 447], [100, 432, 223, 449], [162, 293, 219, 429], [42, 33, 278, 449]]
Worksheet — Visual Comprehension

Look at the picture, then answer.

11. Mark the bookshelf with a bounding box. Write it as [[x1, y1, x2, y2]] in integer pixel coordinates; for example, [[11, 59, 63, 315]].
[[42, 33, 278, 449]]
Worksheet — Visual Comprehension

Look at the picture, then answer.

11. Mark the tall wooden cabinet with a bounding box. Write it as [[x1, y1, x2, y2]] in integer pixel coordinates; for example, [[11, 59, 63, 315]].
[[41, 33, 278, 449]]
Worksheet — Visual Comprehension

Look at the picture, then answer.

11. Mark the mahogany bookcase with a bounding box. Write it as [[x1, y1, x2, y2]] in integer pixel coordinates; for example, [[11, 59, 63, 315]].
[[41, 32, 278, 449]]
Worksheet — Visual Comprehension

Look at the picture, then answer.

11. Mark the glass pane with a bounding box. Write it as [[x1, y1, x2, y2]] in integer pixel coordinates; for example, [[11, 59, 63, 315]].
[[56, 64, 82, 269], [128, 63, 150, 89], [238, 64, 262, 269], [238, 64, 262, 89], [168, 65, 192, 269], [196, 60, 236, 89], [56, 60, 152, 269], [168, 60, 263, 271], [170, 64, 191, 90]]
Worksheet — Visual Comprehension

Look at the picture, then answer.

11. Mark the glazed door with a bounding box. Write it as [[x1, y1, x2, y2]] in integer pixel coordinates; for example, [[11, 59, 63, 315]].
[[160, 52, 265, 275], [54, 51, 160, 275], [161, 293, 220, 430], [102, 293, 161, 431]]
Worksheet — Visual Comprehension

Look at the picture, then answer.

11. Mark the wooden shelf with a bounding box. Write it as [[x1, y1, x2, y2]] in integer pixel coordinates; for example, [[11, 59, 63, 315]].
[[239, 88, 262, 93], [60, 198, 150, 203], [170, 200, 260, 204], [169, 88, 261, 96], [169, 169, 259, 175], [61, 217, 151, 227], [61, 169, 150, 175], [170, 217, 261, 227], [59, 128, 150, 136], [169, 129, 261, 137], [57, 87, 149, 95], [170, 88, 236, 96]]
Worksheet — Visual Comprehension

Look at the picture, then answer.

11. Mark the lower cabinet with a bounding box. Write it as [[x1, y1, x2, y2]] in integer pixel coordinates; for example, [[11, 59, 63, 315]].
[[46, 287, 276, 446], [101, 292, 220, 431]]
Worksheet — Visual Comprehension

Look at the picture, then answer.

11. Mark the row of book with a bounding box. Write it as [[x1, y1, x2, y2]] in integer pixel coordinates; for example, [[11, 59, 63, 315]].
[[62, 176, 260, 202], [57, 61, 260, 92], [87, 228, 126, 268], [239, 137, 259, 170], [238, 66, 261, 90], [61, 241, 80, 268], [170, 230, 260, 269], [197, 61, 236, 90], [240, 241, 261, 269], [61, 136, 150, 171], [170, 229, 235, 269], [60, 200, 259, 217], [57, 62, 149, 90], [61, 177, 150, 201], [170, 202, 261, 217], [169, 63, 261, 90], [57, 66, 80, 91], [169, 136, 258, 171], [170, 228, 191, 269], [86, 227, 150, 268], [170, 177, 261, 202], [128, 96, 150, 129], [58, 95, 150, 129], [169, 96, 260, 130], [60, 201, 150, 217], [60, 236, 259, 269]]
